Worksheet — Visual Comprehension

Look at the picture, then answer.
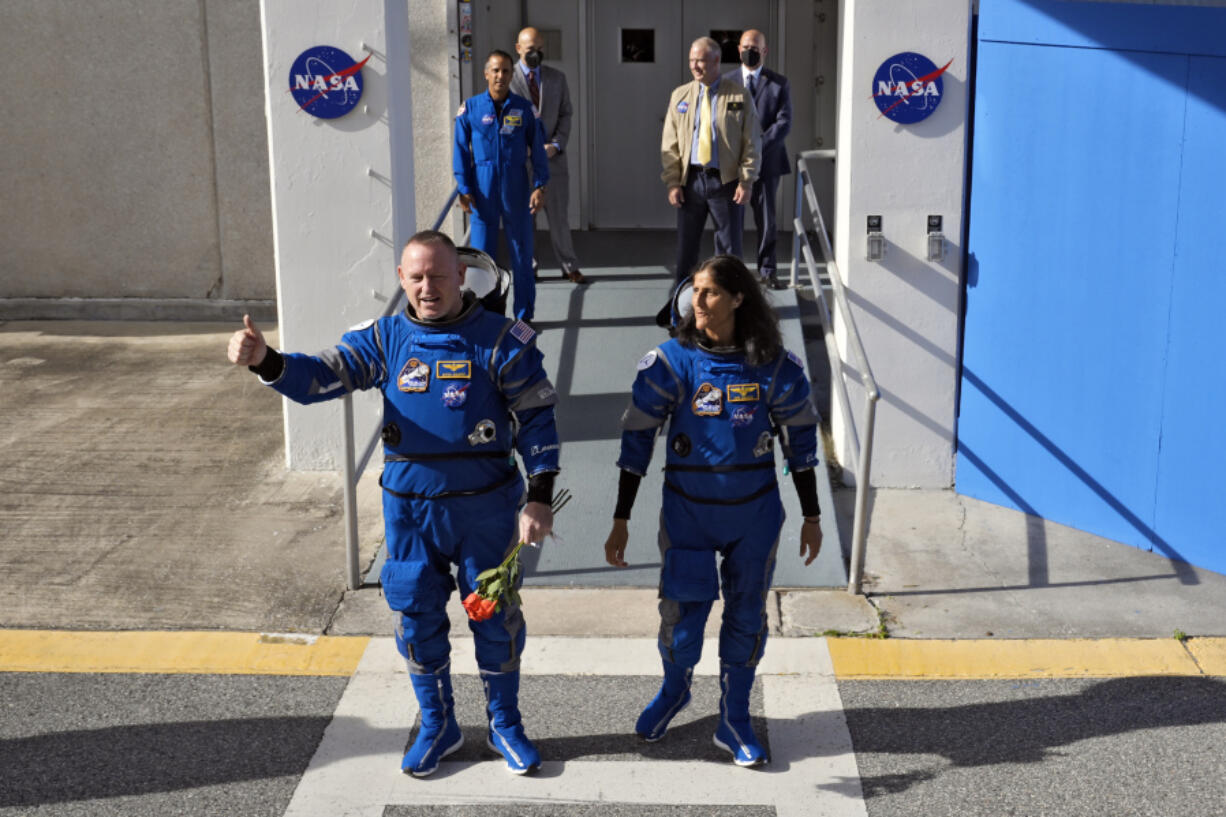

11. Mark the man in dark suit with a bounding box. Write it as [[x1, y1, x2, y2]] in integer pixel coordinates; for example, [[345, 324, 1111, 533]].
[[511, 27, 587, 284], [724, 29, 792, 289]]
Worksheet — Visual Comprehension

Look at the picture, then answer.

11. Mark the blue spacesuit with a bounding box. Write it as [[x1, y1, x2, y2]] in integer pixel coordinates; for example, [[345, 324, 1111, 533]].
[[454, 91, 550, 323], [617, 337, 818, 764], [258, 293, 559, 775]]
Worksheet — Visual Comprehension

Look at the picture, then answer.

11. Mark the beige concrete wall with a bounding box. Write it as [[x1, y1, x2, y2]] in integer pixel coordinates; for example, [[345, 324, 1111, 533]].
[[0, 0, 462, 308], [0, 0, 274, 304], [409, 0, 461, 235]]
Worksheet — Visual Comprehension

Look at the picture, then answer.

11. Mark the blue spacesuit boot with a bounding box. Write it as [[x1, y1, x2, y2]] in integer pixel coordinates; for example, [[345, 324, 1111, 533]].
[[402, 668, 464, 777], [713, 664, 768, 767], [481, 670, 541, 774], [635, 659, 693, 742]]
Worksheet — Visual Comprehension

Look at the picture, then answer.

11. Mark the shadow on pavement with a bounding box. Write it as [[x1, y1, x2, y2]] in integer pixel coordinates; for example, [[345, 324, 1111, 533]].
[[836, 675, 1226, 798], [0, 715, 332, 808]]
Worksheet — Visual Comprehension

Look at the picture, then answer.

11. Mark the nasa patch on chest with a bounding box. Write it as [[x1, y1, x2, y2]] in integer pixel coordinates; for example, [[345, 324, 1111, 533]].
[[730, 405, 759, 428], [691, 382, 723, 416], [397, 357, 430, 392], [442, 382, 470, 408]]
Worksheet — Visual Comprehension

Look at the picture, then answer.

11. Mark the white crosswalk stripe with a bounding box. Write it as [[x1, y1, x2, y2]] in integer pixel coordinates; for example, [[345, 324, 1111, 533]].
[[285, 637, 866, 816]]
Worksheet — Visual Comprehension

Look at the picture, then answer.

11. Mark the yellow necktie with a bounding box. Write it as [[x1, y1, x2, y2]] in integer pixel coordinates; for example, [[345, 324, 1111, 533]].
[[696, 85, 712, 165]]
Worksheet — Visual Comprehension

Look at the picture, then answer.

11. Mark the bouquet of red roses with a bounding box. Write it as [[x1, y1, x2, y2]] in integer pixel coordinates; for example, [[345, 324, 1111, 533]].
[[462, 489, 571, 622]]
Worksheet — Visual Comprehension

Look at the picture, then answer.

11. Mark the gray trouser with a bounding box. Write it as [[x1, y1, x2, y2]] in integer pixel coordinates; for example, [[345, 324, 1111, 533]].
[[541, 156, 579, 274]]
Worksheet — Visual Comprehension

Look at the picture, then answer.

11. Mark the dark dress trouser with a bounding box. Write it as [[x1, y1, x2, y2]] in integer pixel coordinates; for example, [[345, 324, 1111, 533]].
[[750, 172, 781, 276], [675, 168, 744, 282]]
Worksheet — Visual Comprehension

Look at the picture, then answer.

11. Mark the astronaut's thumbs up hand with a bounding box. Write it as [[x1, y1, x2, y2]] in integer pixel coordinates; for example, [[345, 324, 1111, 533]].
[[227, 313, 268, 367]]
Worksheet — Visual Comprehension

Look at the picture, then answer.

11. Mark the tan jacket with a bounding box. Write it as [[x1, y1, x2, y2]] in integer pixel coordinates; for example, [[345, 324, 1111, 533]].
[[661, 78, 761, 189]]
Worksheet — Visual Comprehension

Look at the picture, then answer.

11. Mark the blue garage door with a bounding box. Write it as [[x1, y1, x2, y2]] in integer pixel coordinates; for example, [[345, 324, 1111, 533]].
[[958, 0, 1226, 572]]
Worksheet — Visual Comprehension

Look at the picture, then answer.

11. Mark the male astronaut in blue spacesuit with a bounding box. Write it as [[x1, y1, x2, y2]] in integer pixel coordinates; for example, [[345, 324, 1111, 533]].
[[226, 230, 559, 778], [454, 49, 550, 324]]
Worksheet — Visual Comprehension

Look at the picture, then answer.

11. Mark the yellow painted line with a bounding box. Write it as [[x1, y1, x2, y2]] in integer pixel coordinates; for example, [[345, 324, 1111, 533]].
[[1187, 638, 1226, 676], [827, 638, 1209, 679], [0, 630, 369, 676]]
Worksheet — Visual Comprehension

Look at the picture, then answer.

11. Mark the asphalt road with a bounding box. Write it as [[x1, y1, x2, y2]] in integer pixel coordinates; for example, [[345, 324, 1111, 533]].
[[2, 637, 1224, 816]]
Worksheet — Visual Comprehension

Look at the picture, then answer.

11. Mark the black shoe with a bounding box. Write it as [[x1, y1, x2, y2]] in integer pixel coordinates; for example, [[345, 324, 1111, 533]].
[[563, 268, 588, 284], [765, 272, 786, 290]]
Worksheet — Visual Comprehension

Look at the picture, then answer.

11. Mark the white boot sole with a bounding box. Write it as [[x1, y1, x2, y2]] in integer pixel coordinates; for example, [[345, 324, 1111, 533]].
[[712, 734, 767, 768], [637, 696, 691, 742], [485, 735, 540, 775], [407, 733, 465, 778]]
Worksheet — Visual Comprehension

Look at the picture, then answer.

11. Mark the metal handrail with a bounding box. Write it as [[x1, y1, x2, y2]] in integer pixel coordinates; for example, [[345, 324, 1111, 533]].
[[338, 186, 467, 590], [788, 149, 881, 595]]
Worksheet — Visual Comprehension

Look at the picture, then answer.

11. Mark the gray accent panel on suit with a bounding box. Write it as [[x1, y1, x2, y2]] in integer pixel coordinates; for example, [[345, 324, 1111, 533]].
[[653, 347, 685, 402], [621, 404, 666, 431], [656, 509, 679, 660], [370, 321, 388, 385], [773, 399, 820, 426], [316, 345, 356, 393], [763, 354, 788, 403], [508, 377, 559, 411], [728, 529, 781, 668]]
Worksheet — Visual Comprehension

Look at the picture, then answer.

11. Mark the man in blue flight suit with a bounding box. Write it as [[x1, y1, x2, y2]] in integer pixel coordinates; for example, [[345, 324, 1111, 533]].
[[226, 230, 560, 778], [455, 50, 550, 324]]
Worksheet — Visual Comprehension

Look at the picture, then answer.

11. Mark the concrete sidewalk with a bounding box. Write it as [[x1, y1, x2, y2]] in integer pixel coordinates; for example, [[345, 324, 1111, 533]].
[[3, 316, 1222, 644]]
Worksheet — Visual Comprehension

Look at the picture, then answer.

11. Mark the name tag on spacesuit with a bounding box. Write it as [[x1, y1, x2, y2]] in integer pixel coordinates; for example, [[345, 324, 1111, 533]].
[[436, 360, 471, 379], [727, 383, 760, 402]]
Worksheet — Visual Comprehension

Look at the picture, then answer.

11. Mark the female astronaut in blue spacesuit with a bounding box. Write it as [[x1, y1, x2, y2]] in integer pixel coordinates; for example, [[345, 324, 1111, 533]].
[[603, 254, 822, 767]]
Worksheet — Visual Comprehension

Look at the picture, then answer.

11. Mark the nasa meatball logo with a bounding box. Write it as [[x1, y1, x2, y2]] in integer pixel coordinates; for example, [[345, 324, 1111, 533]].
[[730, 405, 759, 429], [871, 52, 952, 124], [289, 45, 370, 119], [442, 383, 470, 408]]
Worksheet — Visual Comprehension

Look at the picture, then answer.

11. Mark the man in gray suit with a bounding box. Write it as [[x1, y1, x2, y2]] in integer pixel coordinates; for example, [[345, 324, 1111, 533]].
[[512, 27, 587, 284]]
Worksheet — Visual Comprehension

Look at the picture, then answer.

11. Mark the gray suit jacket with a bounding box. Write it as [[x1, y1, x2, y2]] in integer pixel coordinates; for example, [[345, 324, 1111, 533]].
[[511, 62, 573, 175]]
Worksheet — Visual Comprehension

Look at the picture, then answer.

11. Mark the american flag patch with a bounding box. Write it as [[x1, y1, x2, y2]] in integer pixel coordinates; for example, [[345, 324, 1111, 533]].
[[510, 320, 536, 344]]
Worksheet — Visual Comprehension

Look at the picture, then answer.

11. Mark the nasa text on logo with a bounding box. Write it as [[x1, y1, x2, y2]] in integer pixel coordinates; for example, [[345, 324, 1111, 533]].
[[289, 45, 370, 119], [871, 52, 952, 124]]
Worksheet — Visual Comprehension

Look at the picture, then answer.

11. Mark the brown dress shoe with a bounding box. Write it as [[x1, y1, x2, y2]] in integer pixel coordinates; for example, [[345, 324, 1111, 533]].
[[564, 269, 588, 284]]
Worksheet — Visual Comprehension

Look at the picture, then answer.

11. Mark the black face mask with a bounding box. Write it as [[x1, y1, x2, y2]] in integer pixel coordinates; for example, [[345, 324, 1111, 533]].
[[739, 47, 761, 68], [524, 48, 544, 69]]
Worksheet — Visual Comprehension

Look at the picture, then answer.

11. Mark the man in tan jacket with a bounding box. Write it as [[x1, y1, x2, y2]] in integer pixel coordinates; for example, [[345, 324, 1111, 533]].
[[661, 36, 761, 284]]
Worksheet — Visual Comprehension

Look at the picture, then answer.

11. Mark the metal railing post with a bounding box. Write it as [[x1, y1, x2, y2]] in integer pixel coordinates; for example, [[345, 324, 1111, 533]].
[[848, 394, 877, 595], [336, 186, 465, 589], [341, 392, 361, 591], [790, 162, 804, 288], [791, 149, 880, 596]]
